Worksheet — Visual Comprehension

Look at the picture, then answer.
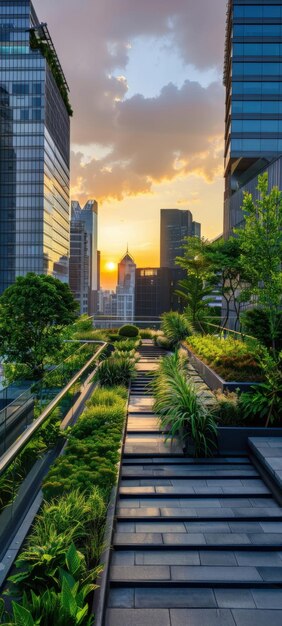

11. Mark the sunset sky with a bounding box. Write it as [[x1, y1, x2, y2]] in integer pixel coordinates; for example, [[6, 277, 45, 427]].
[[35, 0, 227, 288]]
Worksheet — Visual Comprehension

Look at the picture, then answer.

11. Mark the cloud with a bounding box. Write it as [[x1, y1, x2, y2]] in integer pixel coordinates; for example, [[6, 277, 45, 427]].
[[34, 0, 226, 202], [71, 80, 224, 204]]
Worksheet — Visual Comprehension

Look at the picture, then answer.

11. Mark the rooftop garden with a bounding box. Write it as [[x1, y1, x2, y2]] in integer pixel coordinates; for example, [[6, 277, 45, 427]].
[[30, 27, 73, 117]]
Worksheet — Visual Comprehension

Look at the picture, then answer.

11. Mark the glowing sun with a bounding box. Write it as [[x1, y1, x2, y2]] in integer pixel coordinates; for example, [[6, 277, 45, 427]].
[[105, 261, 116, 272]]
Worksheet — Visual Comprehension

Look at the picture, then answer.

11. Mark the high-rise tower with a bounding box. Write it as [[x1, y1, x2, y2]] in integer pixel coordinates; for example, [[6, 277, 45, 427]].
[[160, 209, 201, 269], [0, 1, 71, 293], [71, 200, 98, 316], [224, 0, 282, 236]]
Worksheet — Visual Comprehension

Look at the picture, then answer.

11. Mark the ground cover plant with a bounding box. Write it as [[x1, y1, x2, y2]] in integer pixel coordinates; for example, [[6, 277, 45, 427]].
[[186, 335, 264, 382], [151, 352, 217, 457]]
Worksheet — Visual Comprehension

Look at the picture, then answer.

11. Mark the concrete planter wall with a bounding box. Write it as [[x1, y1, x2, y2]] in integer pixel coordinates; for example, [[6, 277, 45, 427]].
[[217, 426, 282, 455], [181, 343, 259, 393]]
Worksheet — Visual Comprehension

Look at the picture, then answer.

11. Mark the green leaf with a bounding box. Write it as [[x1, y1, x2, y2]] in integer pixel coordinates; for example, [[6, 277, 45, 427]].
[[60, 576, 77, 618], [12, 602, 35, 626], [66, 543, 82, 577]]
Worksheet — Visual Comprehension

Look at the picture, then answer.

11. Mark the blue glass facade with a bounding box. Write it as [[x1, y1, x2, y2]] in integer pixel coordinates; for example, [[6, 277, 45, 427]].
[[224, 0, 282, 235], [0, 0, 70, 293]]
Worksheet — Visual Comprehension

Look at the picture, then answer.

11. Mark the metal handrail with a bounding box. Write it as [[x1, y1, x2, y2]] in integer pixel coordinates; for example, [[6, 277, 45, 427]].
[[0, 342, 107, 478], [204, 321, 256, 341]]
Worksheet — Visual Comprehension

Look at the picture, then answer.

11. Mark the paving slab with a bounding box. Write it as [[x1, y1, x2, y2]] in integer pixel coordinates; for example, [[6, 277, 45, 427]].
[[232, 609, 282, 626], [135, 550, 200, 566], [215, 589, 255, 609], [170, 566, 262, 582], [106, 608, 171, 626], [252, 589, 282, 609], [110, 565, 170, 581], [135, 587, 216, 609], [170, 608, 236, 626]]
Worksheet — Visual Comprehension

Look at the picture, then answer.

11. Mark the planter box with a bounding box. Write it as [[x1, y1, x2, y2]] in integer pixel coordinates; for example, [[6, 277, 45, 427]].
[[217, 426, 282, 455], [181, 343, 260, 393]]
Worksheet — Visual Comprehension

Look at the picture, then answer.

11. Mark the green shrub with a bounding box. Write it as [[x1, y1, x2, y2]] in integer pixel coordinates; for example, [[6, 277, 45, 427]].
[[155, 335, 174, 350], [118, 324, 139, 338], [152, 352, 217, 457], [94, 355, 136, 387], [242, 308, 282, 351], [160, 312, 193, 346], [213, 390, 246, 426]]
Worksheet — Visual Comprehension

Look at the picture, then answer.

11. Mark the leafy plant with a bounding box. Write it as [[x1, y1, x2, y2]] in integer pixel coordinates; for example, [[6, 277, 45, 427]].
[[5, 545, 97, 625], [239, 350, 282, 426]]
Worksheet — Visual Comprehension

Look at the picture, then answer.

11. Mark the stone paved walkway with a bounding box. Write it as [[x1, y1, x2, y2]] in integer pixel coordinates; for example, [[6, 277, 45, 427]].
[[105, 341, 282, 626]]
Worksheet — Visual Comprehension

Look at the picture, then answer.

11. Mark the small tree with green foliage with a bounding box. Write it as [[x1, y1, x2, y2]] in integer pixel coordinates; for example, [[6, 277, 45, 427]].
[[236, 173, 282, 353], [175, 237, 216, 332], [205, 237, 246, 330], [0, 273, 78, 378]]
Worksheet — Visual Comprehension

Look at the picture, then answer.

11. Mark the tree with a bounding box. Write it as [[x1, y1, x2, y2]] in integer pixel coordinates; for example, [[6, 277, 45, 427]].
[[175, 237, 216, 332], [236, 173, 282, 353], [0, 273, 79, 378], [205, 237, 246, 330]]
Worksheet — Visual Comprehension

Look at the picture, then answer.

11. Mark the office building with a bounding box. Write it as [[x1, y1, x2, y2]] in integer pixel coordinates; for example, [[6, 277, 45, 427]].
[[71, 200, 98, 316], [0, 1, 71, 294], [160, 209, 201, 268], [116, 251, 136, 322], [69, 221, 88, 315], [135, 267, 183, 318], [224, 0, 282, 236]]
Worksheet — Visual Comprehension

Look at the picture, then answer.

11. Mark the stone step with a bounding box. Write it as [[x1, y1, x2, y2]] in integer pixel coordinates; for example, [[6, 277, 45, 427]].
[[119, 488, 271, 497], [113, 531, 282, 548], [106, 607, 282, 626], [121, 469, 259, 478], [109, 563, 282, 584], [117, 506, 282, 520], [111, 549, 282, 567], [122, 457, 251, 465], [107, 585, 282, 610]]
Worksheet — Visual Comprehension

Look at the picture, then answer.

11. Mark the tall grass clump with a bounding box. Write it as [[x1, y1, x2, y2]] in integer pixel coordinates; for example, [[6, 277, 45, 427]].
[[160, 312, 193, 346], [152, 352, 217, 457]]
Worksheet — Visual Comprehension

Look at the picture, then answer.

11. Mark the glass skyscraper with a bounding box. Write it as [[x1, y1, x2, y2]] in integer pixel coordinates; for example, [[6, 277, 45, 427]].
[[0, 0, 71, 293], [160, 209, 201, 269], [224, 0, 282, 235]]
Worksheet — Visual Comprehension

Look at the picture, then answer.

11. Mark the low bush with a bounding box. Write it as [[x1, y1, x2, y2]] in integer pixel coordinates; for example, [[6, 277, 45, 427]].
[[94, 354, 136, 387], [118, 324, 139, 338], [161, 312, 193, 346], [139, 329, 153, 339], [186, 335, 263, 382], [154, 335, 174, 350], [213, 390, 246, 426]]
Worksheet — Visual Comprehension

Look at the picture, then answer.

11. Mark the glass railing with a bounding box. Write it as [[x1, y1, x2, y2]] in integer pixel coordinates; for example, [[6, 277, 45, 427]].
[[0, 341, 107, 566]]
